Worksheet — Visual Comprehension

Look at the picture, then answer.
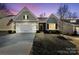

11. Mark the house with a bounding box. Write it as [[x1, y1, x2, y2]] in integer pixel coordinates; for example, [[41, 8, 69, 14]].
[[0, 15, 15, 32], [13, 7, 38, 33], [0, 6, 79, 34], [0, 8, 14, 32], [0, 7, 38, 33], [61, 18, 79, 35], [0, 7, 60, 33], [0, 7, 79, 34]]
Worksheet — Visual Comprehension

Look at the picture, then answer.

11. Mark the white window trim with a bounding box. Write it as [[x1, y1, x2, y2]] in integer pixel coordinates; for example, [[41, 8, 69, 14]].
[[23, 15, 28, 20], [25, 15, 28, 19]]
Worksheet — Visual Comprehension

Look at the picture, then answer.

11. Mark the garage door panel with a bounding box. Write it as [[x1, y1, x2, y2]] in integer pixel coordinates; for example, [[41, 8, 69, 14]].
[[16, 23, 37, 33]]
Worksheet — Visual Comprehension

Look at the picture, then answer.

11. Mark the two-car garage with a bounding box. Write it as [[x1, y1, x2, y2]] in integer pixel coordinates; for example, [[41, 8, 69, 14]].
[[16, 22, 37, 33], [14, 7, 38, 33]]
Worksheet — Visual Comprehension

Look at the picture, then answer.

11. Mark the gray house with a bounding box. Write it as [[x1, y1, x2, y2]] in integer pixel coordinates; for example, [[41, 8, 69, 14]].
[[14, 7, 38, 33], [7, 7, 59, 33], [0, 6, 79, 35]]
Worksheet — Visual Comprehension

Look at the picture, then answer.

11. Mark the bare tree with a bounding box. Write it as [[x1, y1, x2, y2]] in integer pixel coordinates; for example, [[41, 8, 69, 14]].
[[67, 11, 72, 18], [66, 11, 77, 19], [72, 12, 77, 18], [57, 4, 69, 32], [57, 4, 69, 20]]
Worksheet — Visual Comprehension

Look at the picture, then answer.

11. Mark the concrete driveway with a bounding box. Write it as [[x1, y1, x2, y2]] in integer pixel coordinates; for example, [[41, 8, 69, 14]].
[[0, 33, 35, 55]]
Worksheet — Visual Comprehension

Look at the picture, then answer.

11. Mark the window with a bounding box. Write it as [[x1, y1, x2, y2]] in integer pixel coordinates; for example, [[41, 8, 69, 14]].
[[48, 23, 56, 30], [23, 15, 28, 20], [70, 20, 76, 23]]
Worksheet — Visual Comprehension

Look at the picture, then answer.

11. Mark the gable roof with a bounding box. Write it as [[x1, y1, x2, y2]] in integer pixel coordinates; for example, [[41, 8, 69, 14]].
[[63, 19, 79, 24], [0, 9, 13, 19], [48, 14, 58, 19], [47, 14, 58, 23], [47, 18, 57, 23], [14, 7, 37, 20]]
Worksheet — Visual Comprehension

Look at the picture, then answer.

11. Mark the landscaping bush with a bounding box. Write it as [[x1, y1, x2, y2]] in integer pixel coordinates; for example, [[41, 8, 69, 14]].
[[8, 30, 13, 34], [36, 30, 40, 33], [48, 30, 61, 34], [44, 30, 49, 33]]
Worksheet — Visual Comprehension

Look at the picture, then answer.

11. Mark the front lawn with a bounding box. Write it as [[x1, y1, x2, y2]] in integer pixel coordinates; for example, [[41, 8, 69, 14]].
[[31, 33, 78, 55]]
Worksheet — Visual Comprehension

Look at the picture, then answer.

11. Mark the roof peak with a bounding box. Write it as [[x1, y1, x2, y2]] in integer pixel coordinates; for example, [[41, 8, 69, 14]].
[[22, 6, 29, 10], [48, 13, 58, 19]]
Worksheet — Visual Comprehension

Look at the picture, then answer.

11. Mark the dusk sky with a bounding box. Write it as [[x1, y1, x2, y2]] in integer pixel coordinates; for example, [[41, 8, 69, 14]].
[[4, 3, 79, 17]]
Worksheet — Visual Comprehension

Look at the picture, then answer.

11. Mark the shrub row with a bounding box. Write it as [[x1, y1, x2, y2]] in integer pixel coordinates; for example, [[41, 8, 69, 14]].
[[37, 30, 61, 34]]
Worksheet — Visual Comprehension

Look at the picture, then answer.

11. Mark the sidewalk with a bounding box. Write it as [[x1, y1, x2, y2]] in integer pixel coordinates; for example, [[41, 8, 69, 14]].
[[60, 34, 79, 40]]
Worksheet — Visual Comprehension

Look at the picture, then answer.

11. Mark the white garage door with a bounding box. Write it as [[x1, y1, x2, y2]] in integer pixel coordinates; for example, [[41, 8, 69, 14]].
[[76, 27, 79, 34], [16, 22, 37, 33]]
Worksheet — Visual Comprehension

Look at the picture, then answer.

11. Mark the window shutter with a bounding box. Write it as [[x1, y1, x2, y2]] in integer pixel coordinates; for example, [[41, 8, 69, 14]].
[[47, 24, 49, 29]]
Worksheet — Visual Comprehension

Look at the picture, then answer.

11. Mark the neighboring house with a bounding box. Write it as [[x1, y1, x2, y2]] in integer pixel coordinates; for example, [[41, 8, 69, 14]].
[[0, 8, 14, 32], [0, 9, 12, 18], [61, 18, 79, 35], [0, 15, 15, 32]]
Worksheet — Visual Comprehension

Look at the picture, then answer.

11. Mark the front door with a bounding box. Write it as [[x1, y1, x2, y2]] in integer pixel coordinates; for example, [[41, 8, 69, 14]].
[[39, 23, 46, 31]]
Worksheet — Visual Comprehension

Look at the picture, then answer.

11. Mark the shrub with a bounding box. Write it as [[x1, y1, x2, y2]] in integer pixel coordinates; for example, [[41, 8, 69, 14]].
[[47, 30, 61, 34], [8, 30, 12, 34]]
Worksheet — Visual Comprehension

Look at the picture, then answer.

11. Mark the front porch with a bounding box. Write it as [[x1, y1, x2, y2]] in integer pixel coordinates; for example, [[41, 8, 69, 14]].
[[38, 22, 60, 34]]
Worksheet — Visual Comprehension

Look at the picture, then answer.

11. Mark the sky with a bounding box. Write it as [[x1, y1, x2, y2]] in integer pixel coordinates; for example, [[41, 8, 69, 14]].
[[4, 3, 79, 17]]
